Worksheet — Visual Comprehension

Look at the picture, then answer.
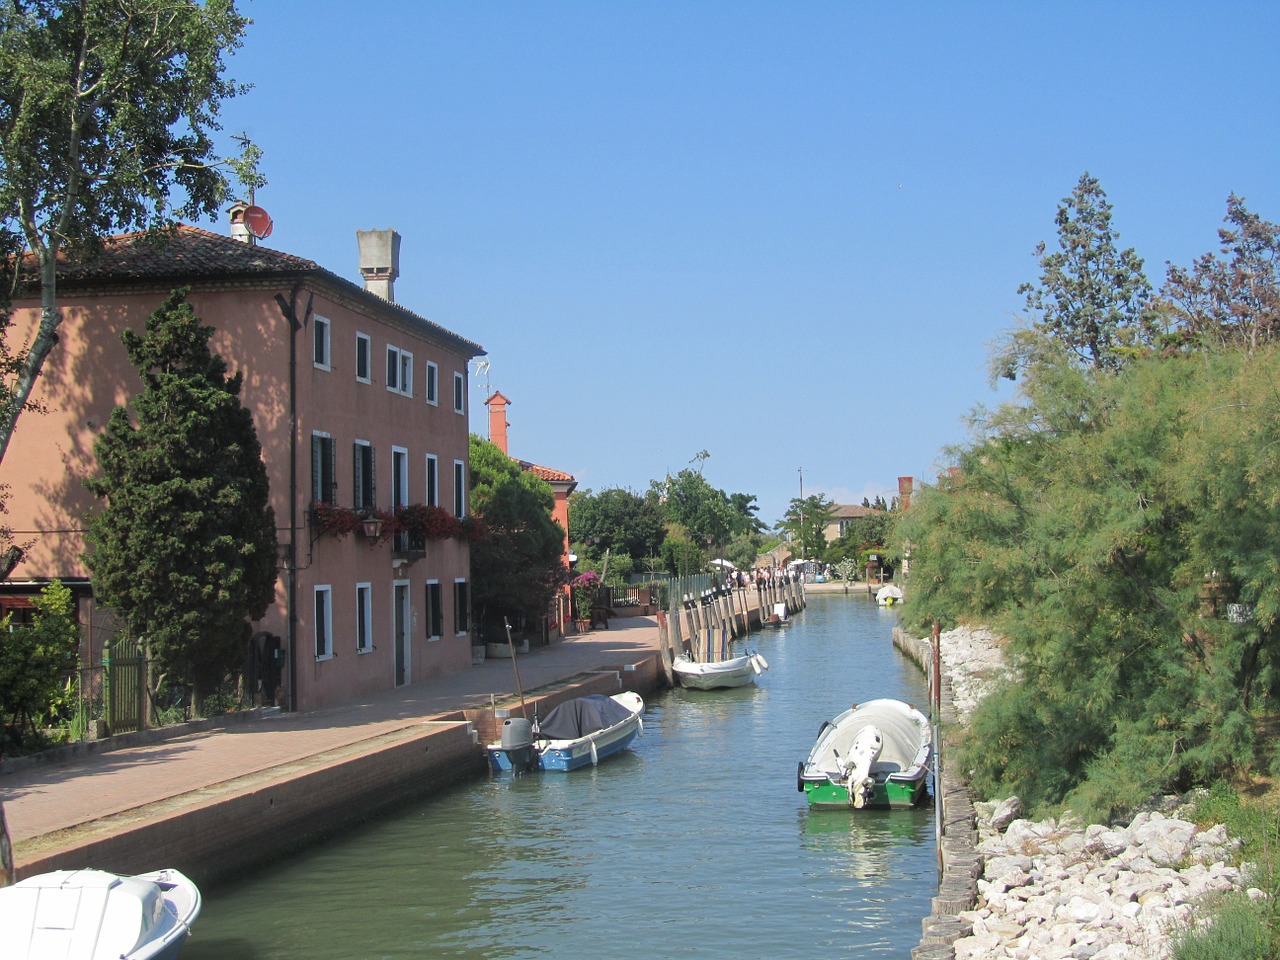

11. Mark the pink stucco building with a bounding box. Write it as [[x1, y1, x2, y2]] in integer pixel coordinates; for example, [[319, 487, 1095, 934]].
[[1, 215, 485, 712]]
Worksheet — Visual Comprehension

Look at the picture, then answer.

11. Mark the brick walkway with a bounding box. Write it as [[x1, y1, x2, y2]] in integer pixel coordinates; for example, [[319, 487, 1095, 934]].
[[0, 618, 661, 850]]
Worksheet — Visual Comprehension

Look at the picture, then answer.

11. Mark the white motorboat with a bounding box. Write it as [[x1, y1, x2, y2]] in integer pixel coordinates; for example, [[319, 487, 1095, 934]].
[[875, 584, 904, 606], [0, 867, 201, 960], [672, 651, 768, 690]]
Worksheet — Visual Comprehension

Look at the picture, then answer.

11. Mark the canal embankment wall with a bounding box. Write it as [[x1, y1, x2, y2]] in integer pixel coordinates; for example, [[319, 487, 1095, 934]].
[[893, 625, 982, 960], [7, 580, 806, 889]]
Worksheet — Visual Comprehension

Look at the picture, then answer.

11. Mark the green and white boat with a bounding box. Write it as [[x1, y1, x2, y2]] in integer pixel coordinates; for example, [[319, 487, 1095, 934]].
[[797, 698, 932, 810]]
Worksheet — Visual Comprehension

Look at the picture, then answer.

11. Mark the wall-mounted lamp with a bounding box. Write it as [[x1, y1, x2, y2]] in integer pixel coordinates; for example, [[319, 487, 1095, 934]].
[[361, 515, 384, 542]]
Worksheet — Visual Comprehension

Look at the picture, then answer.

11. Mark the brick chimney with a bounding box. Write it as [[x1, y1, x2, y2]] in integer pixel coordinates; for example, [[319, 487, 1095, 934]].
[[485, 391, 512, 454], [898, 476, 914, 511], [357, 228, 401, 301]]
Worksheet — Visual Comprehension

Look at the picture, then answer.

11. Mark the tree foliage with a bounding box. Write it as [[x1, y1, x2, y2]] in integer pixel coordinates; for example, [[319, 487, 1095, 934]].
[[0, 0, 258, 464], [893, 188, 1280, 819], [84, 289, 277, 699], [1004, 172, 1154, 376], [776, 493, 835, 561], [0, 579, 78, 742], [468, 435, 568, 636], [568, 486, 665, 565], [1156, 195, 1280, 355]]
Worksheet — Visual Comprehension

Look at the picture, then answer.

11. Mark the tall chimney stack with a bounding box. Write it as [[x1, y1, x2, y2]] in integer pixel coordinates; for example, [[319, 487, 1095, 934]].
[[357, 229, 401, 301], [485, 391, 512, 455], [898, 476, 914, 511]]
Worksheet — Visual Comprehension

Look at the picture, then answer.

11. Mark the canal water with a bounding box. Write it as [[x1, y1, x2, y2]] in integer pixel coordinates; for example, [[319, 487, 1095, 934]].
[[185, 592, 935, 959]]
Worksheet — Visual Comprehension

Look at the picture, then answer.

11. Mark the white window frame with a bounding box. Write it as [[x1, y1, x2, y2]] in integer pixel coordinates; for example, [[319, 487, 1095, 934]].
[[425, 454, 439, 507], [356, 583, 373, 653], [314, 585, 334, 660], [355, 332, 371, 383], [453, 460, 466, 518], [313, 316, 331, 370], [425, 361, 439, 406], [453, 371, 465, 414], [386, 345, 413, 397]]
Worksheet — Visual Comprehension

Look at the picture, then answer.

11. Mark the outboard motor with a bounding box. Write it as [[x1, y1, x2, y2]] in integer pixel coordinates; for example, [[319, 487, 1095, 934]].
[[844, 725, 883, 809], [499, 717, 537, 773]]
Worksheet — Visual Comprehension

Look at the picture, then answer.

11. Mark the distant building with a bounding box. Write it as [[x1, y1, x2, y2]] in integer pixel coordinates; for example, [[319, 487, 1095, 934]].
[[823, 504, 885, 543], [2, 214, 485, 712]]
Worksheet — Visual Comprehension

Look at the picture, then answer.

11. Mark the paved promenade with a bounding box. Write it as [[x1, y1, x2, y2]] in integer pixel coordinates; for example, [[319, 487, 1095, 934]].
[[1, 617, 662, 859]]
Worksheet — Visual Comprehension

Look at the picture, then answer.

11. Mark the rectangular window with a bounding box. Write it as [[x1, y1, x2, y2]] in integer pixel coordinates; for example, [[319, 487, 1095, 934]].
[[453, 460, 466, 518], [425, 362, 439, 405], [386, 346, 413, 396], [353, 441, 375, 510], [314, 586, 333, 659], [425, 581, 442, 640], [425, 455, 438, 507], [453, 371, 465, 414], [313, 316, 331, 369], [356, 583, 373, 653], [311, 432, 336, 503], [355, 332, 371, 382], [454, 580, 470, 635]]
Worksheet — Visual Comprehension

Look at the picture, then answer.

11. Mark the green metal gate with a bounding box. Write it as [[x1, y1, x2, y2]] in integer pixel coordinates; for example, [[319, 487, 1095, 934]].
[[106, 639, 146, 735]]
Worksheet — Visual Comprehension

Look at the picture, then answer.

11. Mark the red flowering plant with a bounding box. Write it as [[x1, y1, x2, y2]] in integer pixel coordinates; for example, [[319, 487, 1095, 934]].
[[571, 570, 601, 620], [309, 502, 363, 539], [396, 504, 462, 541]]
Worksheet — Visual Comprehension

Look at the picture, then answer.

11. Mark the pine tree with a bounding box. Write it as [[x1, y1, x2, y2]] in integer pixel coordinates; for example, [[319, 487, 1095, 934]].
[[85, 289, 277, 702], [1015, 173, 1154, 372]]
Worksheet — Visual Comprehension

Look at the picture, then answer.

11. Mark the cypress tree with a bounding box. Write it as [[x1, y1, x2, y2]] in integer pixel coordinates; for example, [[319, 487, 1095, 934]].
[[85, 289, 277, 702]]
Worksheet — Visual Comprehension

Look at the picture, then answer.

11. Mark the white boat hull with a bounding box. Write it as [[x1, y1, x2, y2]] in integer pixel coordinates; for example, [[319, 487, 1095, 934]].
[[673, 653, 767, 690]]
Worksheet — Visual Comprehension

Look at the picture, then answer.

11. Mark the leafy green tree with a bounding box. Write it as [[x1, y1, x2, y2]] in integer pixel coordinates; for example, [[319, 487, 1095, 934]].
[[84, 289, 277, 701], [568, 487, 665, 563], [1004, 173, 1154, 376], [0, 579, 78, 744], [469, 435, 568, 637], [825, 512, 893, 566], [653, 466, 738, 553], [1156, 195, 1280, 354], [0, 0, 259, 464], [659, 534, 703, 579], [777, 493, 834, 561]]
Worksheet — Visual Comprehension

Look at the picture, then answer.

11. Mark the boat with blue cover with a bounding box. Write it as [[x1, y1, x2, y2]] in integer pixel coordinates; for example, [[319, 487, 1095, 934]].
[[487, 692, 644, 773]]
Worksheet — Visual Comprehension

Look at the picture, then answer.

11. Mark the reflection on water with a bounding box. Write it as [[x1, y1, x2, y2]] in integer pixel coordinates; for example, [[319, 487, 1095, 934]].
[[186, 594, 935, 959]]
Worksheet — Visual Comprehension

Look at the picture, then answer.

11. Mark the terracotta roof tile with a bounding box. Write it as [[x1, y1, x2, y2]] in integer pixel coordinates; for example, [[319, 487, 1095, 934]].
[[29, 225, 485, 357], [517, 460, 576, 484]]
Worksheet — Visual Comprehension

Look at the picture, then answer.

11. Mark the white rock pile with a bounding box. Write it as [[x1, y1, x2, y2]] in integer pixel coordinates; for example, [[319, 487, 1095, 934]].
[[936, 625, 1009, 718], [954, 799, 1253, 959], [924, 629, 1258, 960]]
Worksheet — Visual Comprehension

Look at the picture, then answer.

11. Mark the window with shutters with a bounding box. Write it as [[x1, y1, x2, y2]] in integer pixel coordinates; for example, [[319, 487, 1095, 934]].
[[453, 580, 469, 635], [355, 332, 371, 383], [353, 441, 375, 510], [313, 316, 331, 369], [425, 580, 443, 640], [311, 433, 337, 503]]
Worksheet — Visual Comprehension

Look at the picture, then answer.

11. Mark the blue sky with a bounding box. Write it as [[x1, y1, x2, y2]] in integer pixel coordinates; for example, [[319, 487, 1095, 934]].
[[211, 1, 1280, 527]]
